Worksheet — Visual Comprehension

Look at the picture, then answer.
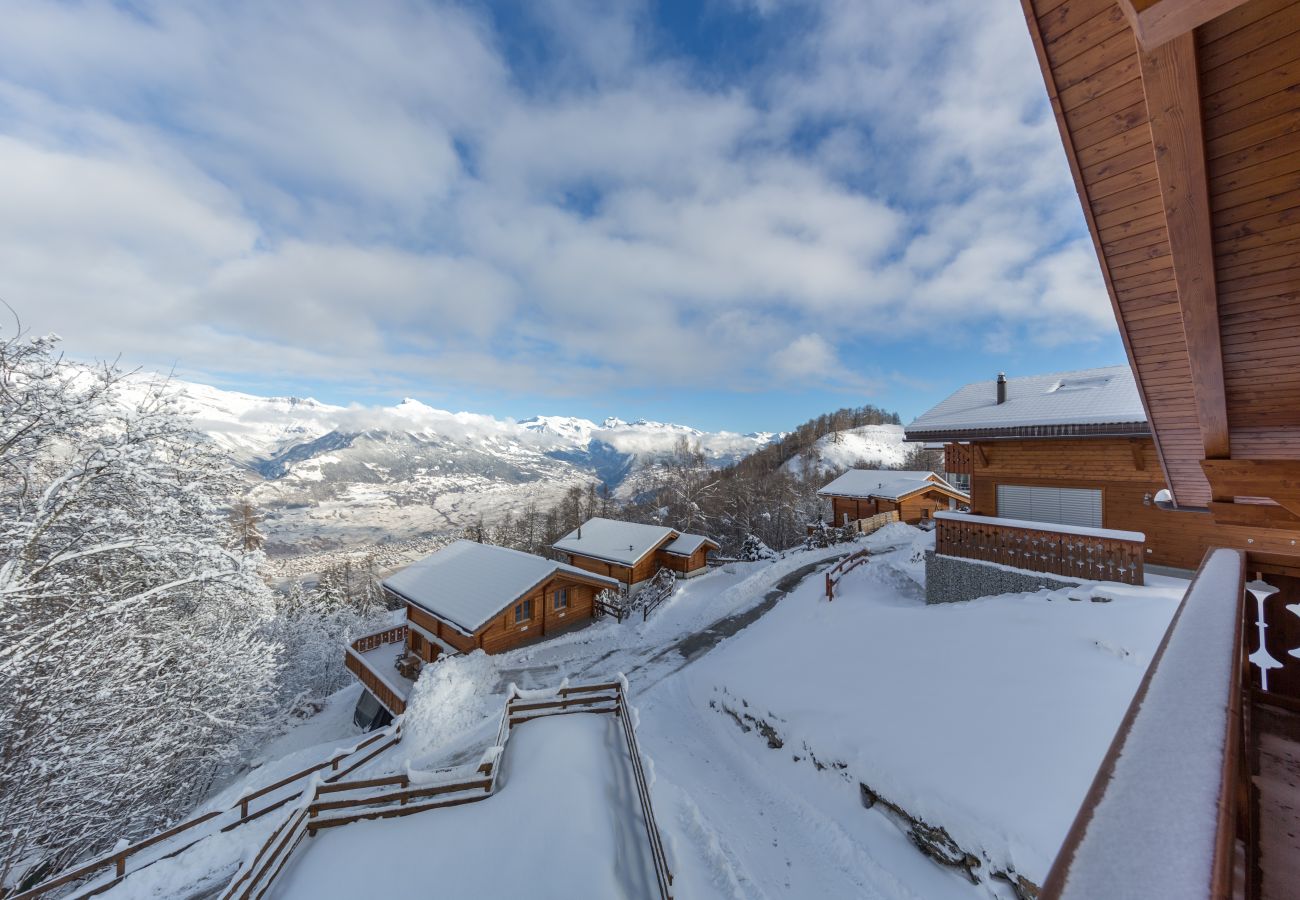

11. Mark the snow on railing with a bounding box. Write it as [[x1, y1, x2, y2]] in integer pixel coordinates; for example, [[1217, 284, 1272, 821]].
[[1038, 548, 1247, 900], [11, 724, 401, 900], [223, 678, 673, 900], [933, 511, 1145, 586], [825, 547, 871, 600]]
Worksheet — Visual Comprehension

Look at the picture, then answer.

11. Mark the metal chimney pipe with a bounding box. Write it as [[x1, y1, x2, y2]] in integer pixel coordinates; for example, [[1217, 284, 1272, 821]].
[[996, 372, 1007, 405]]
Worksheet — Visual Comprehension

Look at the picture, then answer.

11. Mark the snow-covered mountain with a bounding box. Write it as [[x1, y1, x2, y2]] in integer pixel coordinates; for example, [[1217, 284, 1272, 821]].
[[783, 424, 909, 477], [118, 375, 778, 553]]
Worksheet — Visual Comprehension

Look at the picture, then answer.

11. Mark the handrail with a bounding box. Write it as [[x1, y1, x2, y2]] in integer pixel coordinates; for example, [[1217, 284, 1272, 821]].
[[641, 569, 677, 621], [934, 513, 1144, 586], [11, 724, 401, 900], [1038, 548, 1246, 900], [825, 548, 871, 600], [224, 678, 672, 900]]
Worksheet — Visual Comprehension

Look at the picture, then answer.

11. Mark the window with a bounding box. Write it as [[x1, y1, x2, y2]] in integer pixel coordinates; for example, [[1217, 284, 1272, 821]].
[[513, 599, 533, 624], [996, 485, 1102, 528], [553, 588, 569, 610]]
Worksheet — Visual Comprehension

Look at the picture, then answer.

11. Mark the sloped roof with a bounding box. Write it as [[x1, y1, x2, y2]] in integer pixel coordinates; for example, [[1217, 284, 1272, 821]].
[[553, 517, 678, 566], [818, 469, 965, 502], [661, 532, 720, 557], [382, 540, 618, 635], [905, 366, 1149, 440]]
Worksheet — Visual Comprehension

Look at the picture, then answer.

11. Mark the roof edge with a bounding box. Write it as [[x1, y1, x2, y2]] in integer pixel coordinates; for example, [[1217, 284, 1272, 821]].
[[904, 422, 1152, 442]]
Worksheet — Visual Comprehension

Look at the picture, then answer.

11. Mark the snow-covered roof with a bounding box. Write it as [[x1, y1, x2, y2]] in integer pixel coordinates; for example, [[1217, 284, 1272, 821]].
[[818, 469, 965, 502], [382, 540, 619, 635], [661, 533, 719, 557], [905, 366, 1149, 439], [553, 517, 679, 566]]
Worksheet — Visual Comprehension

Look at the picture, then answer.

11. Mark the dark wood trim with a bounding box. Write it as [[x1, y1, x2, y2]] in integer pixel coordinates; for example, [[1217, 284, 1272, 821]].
[[907, 422, 1152, 442], [1119, 0, 1254, 50], [1140, 33, 1230, 461]]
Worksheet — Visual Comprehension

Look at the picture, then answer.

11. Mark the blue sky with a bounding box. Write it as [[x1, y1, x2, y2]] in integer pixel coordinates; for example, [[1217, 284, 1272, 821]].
[[0, 0, 1125, 433]]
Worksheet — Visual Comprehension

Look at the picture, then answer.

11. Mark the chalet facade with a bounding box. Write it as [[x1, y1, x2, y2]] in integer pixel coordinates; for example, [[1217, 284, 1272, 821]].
[[817, 469, 969, 526], [346, 541, 620, 716], [1014, 2, 1300, 897], [911, 367, 1300, 571], [553, 517, 719, 591]]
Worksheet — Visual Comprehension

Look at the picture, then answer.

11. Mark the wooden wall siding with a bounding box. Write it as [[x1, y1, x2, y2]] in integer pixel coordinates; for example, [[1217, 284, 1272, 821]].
[[935, 515, 1145, 584], [1025, 0, 1209, 506], [658, 546, 711, 575], [1027, 0, 1300, 509], [1201, 1, 1300, 449], [899, 490, 955, 523], [476, 576, 597, 654], [945, 443, 973, 476], [969, 437, 1300, 567], [563, 551, 635, 585], [831, 496, 881, 525]]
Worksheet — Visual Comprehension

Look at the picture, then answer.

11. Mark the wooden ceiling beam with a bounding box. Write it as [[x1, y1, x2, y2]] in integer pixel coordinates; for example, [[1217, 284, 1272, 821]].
[[1202, 460, 1300, 515], [1208, 500, 1300, 528], [1120, 0, 1254, 50], [1140, 33, 1231, 465]]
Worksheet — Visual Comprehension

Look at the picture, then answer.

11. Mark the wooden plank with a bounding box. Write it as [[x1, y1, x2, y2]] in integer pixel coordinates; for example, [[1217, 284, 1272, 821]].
[[1142, 32, 1231, 459], [1119, 0, 1253, 50], [1209, 499, 1300, 527], [1199, 0, 1300, 71]]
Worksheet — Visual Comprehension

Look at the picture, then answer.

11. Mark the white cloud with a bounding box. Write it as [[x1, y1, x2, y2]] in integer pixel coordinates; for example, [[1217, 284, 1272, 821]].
[[0, 0, 1114, 399]]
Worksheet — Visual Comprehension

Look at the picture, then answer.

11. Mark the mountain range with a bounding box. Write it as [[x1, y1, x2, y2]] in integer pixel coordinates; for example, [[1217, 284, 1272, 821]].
[[121, 376, 785, 553]]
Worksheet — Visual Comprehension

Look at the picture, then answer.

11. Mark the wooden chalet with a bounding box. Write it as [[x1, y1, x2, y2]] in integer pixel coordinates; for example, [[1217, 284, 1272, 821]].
[[816, 469, 970, 526], [345, 541, 620, 715], [1011, 2, 1300, 897], [553, 517, 719, 590]]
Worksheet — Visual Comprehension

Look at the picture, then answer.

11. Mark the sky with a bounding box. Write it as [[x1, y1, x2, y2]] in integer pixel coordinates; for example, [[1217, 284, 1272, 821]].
[[0, 0, 1128, 434]]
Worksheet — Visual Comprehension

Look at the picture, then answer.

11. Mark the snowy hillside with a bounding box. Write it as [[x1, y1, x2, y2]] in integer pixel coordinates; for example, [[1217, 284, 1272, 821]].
[[784, 423, 909, 477], [114, 373, 778, 552], [94, 528, 1188, 900]]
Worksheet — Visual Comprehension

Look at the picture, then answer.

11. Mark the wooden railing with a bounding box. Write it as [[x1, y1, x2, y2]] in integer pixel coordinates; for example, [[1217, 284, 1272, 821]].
[[944, 442, 973, 475], [934, 511, 1145, 586], [825, 548, 871, 600], [350, 624, 406, 653], [1038, 548, 1248, 900], [344, 624, 410, 715], [10, 725, 401, 900], [640, 569, 677, 621], [224, 678, 673, 900], [593, 588, 627, 623]]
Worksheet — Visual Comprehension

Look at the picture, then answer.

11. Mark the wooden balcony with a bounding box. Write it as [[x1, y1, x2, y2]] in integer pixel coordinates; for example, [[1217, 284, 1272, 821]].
[[934, 511, 1145, 586], [944, 442, 972, 476], [1040, 548, 1300, 900], [344, 625, 415, 716]]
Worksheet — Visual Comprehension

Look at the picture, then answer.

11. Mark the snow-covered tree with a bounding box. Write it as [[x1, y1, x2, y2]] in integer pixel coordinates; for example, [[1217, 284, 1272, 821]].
[[739, 534, 777, 561], [0, 327, 280, 887], [230, 498, 267, 551]]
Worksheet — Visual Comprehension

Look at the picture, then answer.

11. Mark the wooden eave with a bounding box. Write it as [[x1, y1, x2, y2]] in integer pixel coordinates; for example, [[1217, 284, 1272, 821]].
[[1021, 0, 1300, 520]]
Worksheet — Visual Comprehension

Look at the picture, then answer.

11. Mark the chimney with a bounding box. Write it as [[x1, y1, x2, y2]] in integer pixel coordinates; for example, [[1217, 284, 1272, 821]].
[[996, 372, 1007, 405]]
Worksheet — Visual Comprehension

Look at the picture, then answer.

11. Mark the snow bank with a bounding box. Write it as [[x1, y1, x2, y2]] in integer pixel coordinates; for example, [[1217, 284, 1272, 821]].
[[401, 651, 499, 758], [862, 521, 922, 551], [678, 552, 1187, 884]]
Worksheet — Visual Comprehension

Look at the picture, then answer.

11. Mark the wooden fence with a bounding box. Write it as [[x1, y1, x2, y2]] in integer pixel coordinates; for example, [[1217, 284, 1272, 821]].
[[224, 679, 674, 900], [807, 509, 899, 537], [9, 726, 401, 900], [593, 589, 627, 623], [640, 569, 678, 621], [825, 548, 871, 600], [934, 512, 1145, 586]]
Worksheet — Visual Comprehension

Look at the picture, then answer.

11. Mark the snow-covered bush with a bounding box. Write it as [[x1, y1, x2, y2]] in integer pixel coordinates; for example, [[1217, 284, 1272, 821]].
[[402, 652, 499, 758], [0, 329, 280, 887], [738, 534, 776, 561], [804, 520, 832, 550]]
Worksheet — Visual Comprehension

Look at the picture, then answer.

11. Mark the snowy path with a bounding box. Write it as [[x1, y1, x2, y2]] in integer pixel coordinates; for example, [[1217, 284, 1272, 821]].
[[274, 714, 658, 900]]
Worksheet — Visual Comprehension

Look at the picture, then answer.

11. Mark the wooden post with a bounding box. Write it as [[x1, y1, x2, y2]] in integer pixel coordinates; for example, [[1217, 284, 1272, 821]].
[[116, 854, 126, 877]]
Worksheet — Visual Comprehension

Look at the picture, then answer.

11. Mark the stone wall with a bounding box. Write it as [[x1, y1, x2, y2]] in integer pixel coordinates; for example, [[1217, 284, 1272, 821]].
[[924, 551, 1079, 604]]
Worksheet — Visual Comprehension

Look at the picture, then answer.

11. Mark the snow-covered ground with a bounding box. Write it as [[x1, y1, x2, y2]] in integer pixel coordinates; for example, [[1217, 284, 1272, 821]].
[[784, 424, 908, 477], [276, 714, 657, 900], [97, 527, 1186, 899]]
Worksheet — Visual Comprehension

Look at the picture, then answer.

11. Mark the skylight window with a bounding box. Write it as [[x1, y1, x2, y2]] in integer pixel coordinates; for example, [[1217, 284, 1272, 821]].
[[1048, 375, 1112, 393]]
